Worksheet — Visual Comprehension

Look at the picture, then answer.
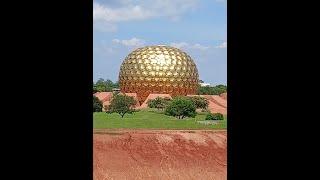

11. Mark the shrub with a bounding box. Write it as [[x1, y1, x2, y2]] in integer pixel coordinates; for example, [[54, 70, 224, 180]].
[[93, 96, 103, 112], [164, 96, 196, 119], [187, 96, 209, 109], [215, 113, 224, 120], [146, 99, 156, 108], [205, 113, 215, 120], [205, 113, 224, 120], [147, 97, 171, 111]]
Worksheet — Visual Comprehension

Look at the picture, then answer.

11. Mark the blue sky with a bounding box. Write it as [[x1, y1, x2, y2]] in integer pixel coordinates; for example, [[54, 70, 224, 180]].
[[93, 0, 227, 85]]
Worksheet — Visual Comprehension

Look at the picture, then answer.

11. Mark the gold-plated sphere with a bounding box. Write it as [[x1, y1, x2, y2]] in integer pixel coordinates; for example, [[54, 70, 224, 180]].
[[118, 45, 199, 104]]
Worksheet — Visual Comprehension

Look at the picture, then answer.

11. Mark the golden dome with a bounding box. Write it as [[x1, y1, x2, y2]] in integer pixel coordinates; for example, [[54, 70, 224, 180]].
[[118, 45, 199, 104]]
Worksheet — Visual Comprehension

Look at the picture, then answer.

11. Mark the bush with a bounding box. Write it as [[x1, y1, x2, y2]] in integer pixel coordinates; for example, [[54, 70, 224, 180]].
[[146, 99, 156, 108], [106, 94, 137, 118], [187, 96, 209, 109], [205, 113, 224, 120], [93, 96, 103, 112], [164, 96, 196, 119], [215, 113, 224, 120], [147, 97, 171, 111], [205, 113, 215, 120]]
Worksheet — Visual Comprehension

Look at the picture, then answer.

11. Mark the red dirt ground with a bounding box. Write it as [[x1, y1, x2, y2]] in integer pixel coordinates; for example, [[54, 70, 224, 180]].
[[93, 130, 227, 180]]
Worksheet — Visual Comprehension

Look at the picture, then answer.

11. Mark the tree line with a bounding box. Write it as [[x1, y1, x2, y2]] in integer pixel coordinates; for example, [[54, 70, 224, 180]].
[[196, 84, 227, 95], [93, 78, 119, 93], [93, 78, 227, 95], [93, 94, 223, 120]]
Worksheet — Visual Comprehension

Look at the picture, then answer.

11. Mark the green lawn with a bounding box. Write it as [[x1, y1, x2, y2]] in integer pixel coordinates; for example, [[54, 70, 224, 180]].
[[93, 108, 227, 130]]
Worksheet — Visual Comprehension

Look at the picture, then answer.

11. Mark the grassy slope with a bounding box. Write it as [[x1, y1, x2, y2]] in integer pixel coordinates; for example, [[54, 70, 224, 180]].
[[93, 108, 227, 129]]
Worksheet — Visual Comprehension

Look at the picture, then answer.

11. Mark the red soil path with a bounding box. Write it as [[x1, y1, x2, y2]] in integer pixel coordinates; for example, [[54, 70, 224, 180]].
[[93, 130, 227, 180]]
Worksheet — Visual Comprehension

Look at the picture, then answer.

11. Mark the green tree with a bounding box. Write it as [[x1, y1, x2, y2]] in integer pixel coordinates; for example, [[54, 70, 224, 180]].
[[93, 83, 98, 94], [113, 81, 119, 88], [95, 78, 107, 92], [162, 97, 171, 107], [95, 78, 114, 92], [106, 94, 137, 118], [153, 97, 165, 110], [147, 97, 172, 111], [165, 96, 196, 119], [187, 96, 209, 109], [146, 99, 156, 108], [196, 84, 227, 95], [93, 96, 103, 112]]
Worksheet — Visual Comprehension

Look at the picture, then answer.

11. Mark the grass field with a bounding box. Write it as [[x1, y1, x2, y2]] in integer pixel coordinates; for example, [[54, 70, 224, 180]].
[[93, 108, 227, 129]]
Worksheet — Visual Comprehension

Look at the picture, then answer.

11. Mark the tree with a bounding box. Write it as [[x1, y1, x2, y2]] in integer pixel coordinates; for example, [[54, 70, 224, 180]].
[[187, 96, 209, 109], [113, 81, 119, 88], [146, 99, 156, 108], [93, 96, 103, 112], [199, 79, 204, 83], [94, 78, 114, 92], [106, 94, 137, 118], [93, 83, 98, 94], [165, 96, 196, 119], [152, 97, 164, 110], [196, 84, 227, 95], [147, 97, 172, 111], [162, 97, 171, 107]]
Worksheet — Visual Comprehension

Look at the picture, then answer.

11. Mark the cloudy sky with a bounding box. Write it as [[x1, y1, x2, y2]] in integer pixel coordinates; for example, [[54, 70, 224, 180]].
[[93, 0, 227, 85]]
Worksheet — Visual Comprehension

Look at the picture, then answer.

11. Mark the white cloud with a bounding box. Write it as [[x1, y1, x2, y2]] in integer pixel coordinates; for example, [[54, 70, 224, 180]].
[[93, 0, 198, 32], [215, 42, 227, 48], [170, 42, 189, 49], [112, 37, 146, 47], [93, 21, 117, 32], [170, 42, 210, 50]]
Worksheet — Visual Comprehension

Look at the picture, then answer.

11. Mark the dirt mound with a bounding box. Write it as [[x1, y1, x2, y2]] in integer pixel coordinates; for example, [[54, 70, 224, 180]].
[[94, 92, 113, 103], [187, 95, 227, 114], [220, 93, 227, 100], [210, 95, 227, 108], [93, 130, 227, 180]]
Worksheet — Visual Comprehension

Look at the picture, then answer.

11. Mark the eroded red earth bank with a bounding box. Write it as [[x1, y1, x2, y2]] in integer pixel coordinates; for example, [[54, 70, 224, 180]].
[[94, 130, 227, 180]]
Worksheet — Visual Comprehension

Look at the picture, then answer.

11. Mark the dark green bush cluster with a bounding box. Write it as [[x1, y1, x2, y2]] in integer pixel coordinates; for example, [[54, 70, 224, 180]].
[[164, 96, 196, 119], [93, 96, 103, 112], [146, 97, 171, 111], [205, 113, 224, 120]]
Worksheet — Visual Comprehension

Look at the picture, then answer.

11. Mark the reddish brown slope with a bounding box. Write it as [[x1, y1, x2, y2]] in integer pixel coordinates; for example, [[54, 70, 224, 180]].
[[210, 95, 227, 108], [94, 92, 113, 103], [220, 93, 227, 100], [93, 130, 227, 180]]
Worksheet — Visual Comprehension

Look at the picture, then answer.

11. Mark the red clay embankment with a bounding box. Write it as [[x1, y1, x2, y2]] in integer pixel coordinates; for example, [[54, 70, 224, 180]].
[[93, 130, 227, 180]]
